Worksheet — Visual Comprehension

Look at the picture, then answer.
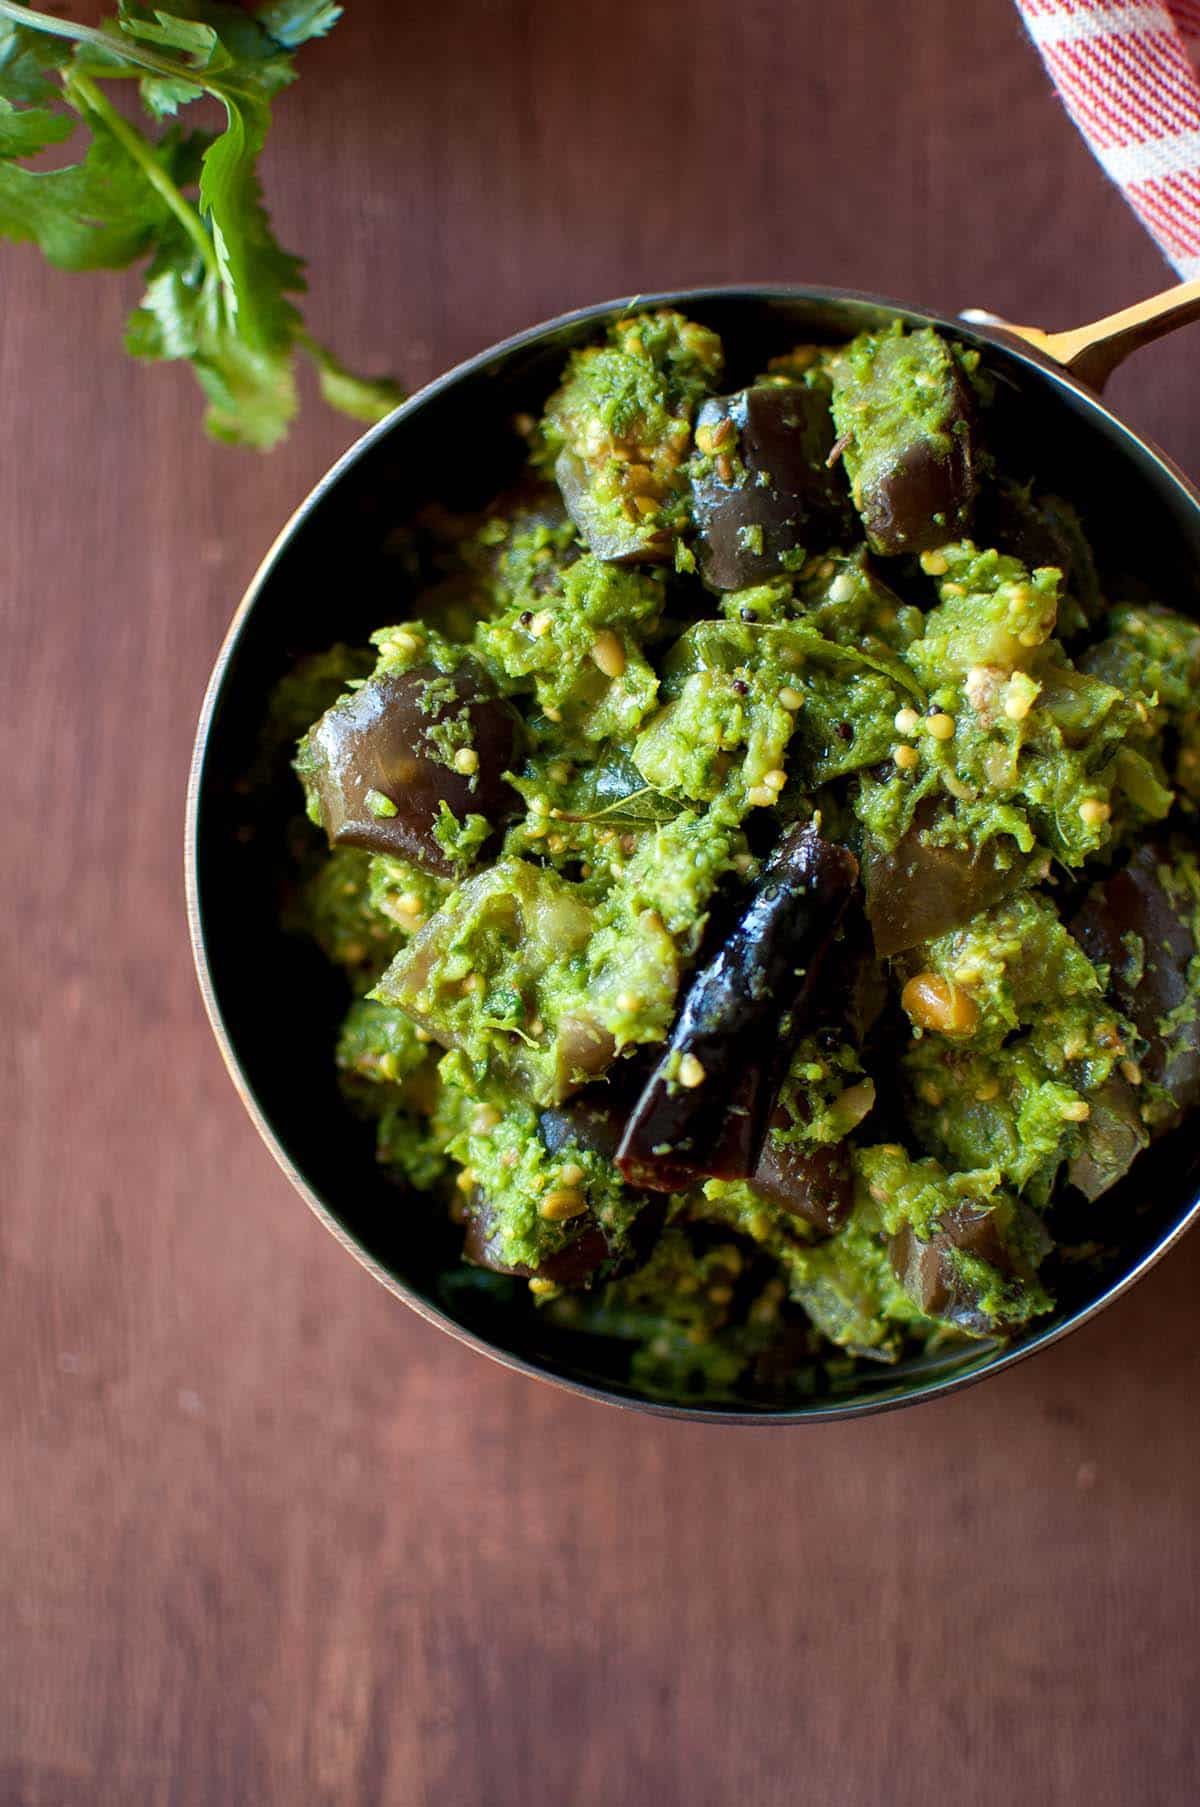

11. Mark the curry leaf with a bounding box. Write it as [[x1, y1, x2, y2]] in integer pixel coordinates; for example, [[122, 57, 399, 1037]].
[[558, 787, 686, 828], [558, 753, 686, 827]]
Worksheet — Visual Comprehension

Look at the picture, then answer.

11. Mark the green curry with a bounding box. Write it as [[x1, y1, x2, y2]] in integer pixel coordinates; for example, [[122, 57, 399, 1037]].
[[282, 308, 1200, 1402]]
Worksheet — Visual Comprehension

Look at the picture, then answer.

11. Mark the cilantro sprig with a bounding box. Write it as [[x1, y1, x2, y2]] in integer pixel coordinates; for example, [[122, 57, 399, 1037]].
[[0, 2, 402, 447]]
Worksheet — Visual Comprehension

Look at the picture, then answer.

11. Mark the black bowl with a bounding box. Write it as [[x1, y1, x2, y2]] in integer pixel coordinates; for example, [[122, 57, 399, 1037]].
[[187, 284, 1200, 1420]]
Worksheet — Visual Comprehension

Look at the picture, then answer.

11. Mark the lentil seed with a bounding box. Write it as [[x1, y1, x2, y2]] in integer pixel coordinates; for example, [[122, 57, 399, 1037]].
[[590, 630, 626, 678], [540, 1189, 587, 1221]]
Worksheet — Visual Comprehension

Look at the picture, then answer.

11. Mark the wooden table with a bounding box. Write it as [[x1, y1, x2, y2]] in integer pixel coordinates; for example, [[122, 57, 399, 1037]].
[[5, 2, 1200, 1801]]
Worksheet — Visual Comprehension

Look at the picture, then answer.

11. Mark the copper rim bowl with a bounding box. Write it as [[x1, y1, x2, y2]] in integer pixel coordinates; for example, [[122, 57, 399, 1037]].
[[187, 282, 1200, 1421]]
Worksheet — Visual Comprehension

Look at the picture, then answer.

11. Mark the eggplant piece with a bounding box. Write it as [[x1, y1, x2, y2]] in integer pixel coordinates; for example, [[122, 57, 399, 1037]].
[[977, 481, 1101, 619], [864, 801, 1029, 958], [301, 662, 523, 877], [1066, 1075, 1149, 1201], [463, 1196, 613, 1288], [538, 1099, 624, 1164], [1071, 845, 1200, 1126], [889, 1200, 1045, 1336], [537, 1057, 653, 1163], [749, 1126, 853, 1235], [691, 385, 852, 590], [554, 448, 675, 565], [615, 823, 859, 1191], [830, 328, 977, 557], [464, 1070, 669, 1289], [802, 902, 888, 1044], [463, 1186, 664, 1290]]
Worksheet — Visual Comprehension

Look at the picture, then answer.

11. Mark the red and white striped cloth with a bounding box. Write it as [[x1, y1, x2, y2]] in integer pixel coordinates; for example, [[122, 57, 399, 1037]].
[[1016, 0, 1200, 279]]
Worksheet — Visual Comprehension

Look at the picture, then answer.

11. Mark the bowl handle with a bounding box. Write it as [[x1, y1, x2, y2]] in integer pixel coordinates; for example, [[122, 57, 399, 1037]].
[[961, 277, 1200, 392]]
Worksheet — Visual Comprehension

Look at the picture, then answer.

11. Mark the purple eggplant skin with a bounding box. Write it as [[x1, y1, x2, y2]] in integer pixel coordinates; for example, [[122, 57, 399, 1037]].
[[462, 1196, 613, 1287], [830, 329, 977, 557], [691, 385, 853, 590], [1071, 844, 1200, 1128], [464, 1078, 670, 1289], [536, 1052, 658, 1164], [888, 1200, 1047, 1335], [749, 1127, 854, 1235], [615, 824, 860, 1193], [301, 662, 524, 877], [864, 800, 1029, 958], [1066, 1074, 1149, 1201], [977, 481, 1101, 621], [538, 1099, 624, 1164], [554, 449, 675, 565], [463, 1189, 665, 1290]]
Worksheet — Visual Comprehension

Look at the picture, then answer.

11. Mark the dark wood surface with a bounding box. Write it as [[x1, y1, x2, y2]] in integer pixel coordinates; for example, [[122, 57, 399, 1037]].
[[5, 3, 1200, 1802]]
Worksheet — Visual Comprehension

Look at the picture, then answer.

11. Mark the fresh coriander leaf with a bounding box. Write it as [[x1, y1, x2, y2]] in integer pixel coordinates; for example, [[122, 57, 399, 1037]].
[[198, 96, 304, 352], [302, 336, 402, 426], [257, 1, 343, 49], [116, 10, 217, 60], [0, 1, 403, 446], [0, 94, 71, 155], [127, 244, 298, 446], [0, 17, 70, 104], [100, 6, 304, 353], [0, 101, 169, 269], [137, 71, 203, 120], [115, 2, 287, 81]]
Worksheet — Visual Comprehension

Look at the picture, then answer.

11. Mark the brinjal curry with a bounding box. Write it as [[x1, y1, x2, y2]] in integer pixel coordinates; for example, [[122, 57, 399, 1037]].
[[281, 309, 1200, 1400]]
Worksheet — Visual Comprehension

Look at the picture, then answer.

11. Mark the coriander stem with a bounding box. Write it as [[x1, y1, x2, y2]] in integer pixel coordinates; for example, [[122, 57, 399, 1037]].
[[66, 70, 217, 279], [0, 2, 254, 99], [0, 2, 168, 74]]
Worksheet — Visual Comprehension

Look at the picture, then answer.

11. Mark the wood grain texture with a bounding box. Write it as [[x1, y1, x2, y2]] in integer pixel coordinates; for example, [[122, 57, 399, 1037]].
[[3, 2, 1200, 1802]]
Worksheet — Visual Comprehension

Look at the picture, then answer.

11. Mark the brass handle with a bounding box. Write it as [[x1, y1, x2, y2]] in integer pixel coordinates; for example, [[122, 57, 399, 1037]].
[[961, 276, 1200, 391]]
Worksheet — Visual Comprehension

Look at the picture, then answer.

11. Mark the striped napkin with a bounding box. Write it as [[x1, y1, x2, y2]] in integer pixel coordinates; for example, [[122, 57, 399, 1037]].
[[1016, 0, 1200, 279]]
